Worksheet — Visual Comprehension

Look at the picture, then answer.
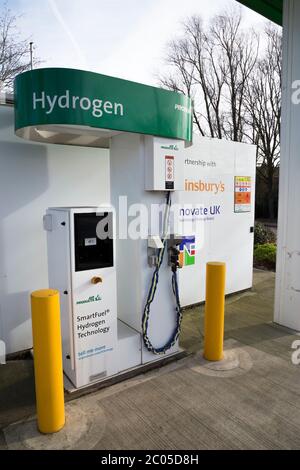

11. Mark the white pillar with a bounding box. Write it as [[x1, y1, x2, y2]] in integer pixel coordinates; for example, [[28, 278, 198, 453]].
[[275, 0, 300, 330]]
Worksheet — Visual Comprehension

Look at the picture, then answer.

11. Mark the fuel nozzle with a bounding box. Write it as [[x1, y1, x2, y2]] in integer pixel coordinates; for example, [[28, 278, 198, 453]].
[[169, 246, 181, 272], [167, 235, 183, 272]]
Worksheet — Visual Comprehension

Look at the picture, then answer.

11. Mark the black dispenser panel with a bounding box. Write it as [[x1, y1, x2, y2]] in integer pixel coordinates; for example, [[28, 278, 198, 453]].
[[74, 212, 114, 272]]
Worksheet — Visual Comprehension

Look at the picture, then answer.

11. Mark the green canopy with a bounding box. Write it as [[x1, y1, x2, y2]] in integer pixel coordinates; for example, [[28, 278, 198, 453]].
[[237, 0, 283, 25]]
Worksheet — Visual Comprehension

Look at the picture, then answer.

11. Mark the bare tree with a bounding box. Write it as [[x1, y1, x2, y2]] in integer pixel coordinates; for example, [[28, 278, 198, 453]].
[[0, 4, 32, 93], [245, 25, 282, 219], [160, 8, 259, 142], [211, 11, 259, 141]]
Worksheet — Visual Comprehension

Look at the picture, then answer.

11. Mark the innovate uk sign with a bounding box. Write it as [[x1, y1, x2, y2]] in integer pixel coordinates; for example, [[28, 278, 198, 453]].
[[14, 68, 193, 143]]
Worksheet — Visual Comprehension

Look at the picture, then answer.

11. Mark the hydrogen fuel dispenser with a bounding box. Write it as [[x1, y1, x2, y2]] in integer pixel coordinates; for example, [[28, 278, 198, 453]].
[[44, 207, 118, 388]]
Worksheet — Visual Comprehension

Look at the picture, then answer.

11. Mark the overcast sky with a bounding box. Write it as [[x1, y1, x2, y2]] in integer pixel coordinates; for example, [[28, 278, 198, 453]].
[[10, 0, 266, 85]]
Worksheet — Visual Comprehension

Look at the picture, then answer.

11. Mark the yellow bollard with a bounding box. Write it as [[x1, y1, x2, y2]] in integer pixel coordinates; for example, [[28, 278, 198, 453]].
[[204, 262, 226, 361], [31, 289, 65, 434]]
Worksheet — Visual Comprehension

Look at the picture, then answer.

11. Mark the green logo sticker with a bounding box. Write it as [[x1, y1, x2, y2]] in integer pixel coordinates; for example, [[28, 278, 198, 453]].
[[76, 294, 102, 305]]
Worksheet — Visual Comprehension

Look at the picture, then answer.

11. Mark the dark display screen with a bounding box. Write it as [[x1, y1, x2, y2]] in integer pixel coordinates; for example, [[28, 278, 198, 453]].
[[74, 212, 114, 272]]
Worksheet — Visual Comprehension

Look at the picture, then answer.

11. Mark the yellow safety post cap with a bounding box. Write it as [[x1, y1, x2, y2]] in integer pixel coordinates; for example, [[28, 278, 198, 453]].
[[207, 261, 226, 267], [31, 289, 59, 298]]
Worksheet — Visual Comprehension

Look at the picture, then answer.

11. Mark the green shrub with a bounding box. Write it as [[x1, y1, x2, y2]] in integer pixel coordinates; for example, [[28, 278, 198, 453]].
[[254, 243, 277, 269], [254, 222, 276, 245]]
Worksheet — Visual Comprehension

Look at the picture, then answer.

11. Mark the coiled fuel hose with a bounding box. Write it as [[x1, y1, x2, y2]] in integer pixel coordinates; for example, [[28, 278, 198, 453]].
[[142, 192, 183, 355]]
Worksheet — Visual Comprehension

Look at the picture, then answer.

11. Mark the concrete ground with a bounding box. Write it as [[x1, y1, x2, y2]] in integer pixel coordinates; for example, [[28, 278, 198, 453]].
[[1, 269, 300, 449]]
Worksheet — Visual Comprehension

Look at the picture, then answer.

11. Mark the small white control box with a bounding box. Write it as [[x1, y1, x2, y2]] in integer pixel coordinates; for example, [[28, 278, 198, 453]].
[[144, 136, 185, 191]]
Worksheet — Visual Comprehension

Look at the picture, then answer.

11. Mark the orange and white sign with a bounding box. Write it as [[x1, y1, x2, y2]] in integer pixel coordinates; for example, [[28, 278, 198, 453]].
[[234, 176, 251, 213]]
